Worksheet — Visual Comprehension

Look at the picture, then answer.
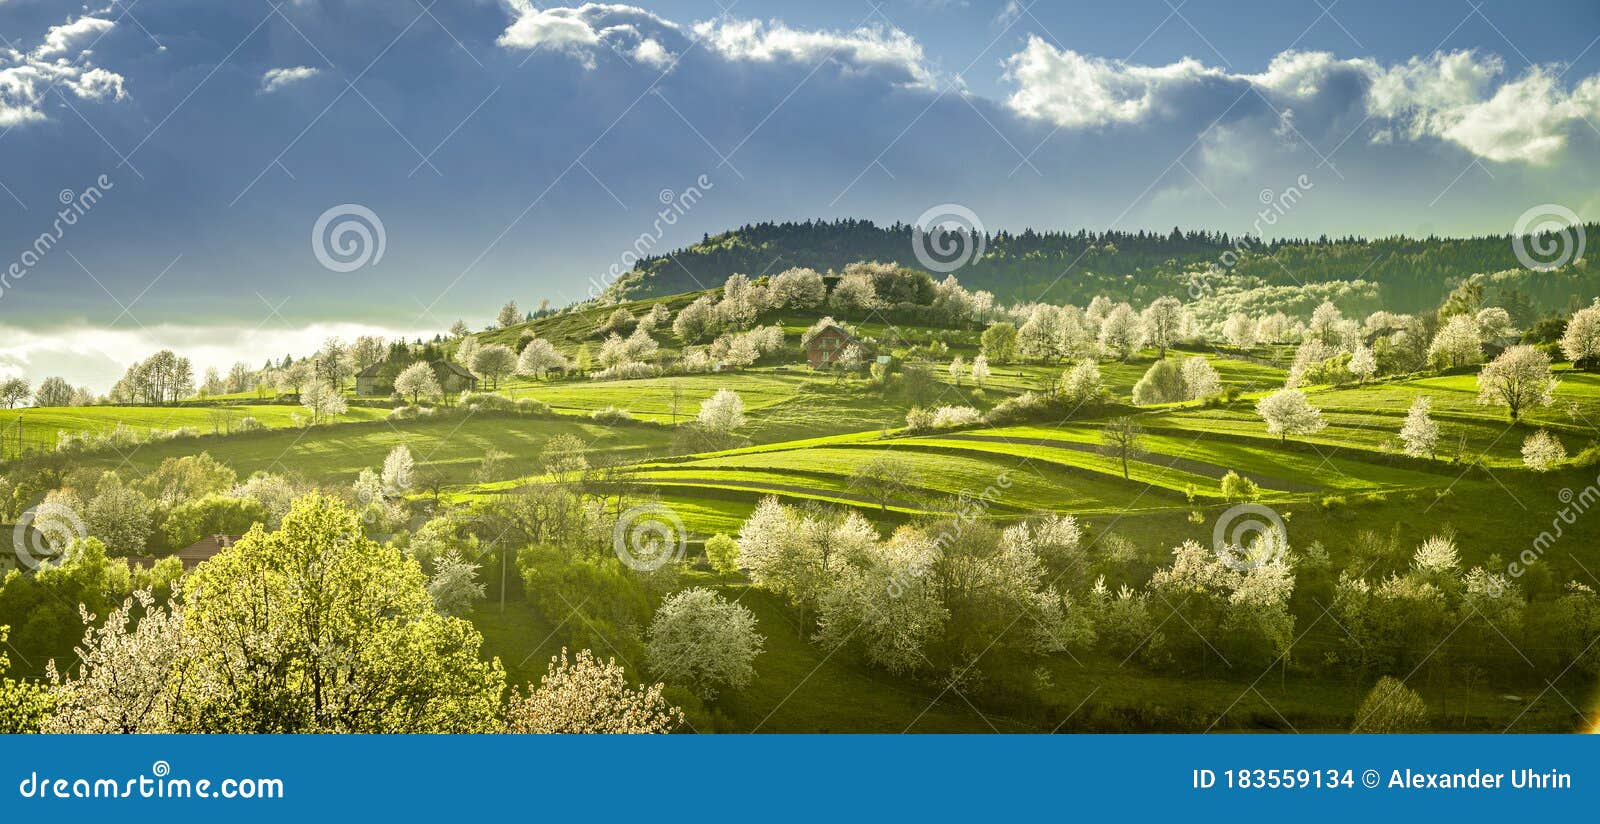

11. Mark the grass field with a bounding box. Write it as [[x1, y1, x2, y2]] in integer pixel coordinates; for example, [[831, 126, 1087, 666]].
[[0, 403, 391, 457]]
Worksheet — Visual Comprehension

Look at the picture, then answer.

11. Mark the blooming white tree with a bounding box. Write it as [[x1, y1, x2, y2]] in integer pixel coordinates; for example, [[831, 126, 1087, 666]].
[[1348, 343, 1377, 383], [1474, 306, 1515, 343], [1140, 296, 1185, 358], [1181, 356, 1222, 400], [1477, 344, 1557, 421], [300, 380, 346, 423], [516, 338, 569, 380], [815, 528, 948, 674], [1255, 388, 1326, 445], [394, 361, 441, 404], [970, 353, 990, 387], [645, 587, 764, 699], [1057, 358, 1103, 404], [828, 270, 877, 314], [768, 267, 826, 308], [426, 550, 485, 616], [454, 335, 482, 372], [382, 445, 414, 498], [1223, 312, 1257, 350], [506, 648, 683, 734], [1399, 395, 1439, 458], [947, 355, 966, 385], [1307, 301, 1344, 346], [1427, 314, 1482, 370], [1097, 302, 1143, 360], [471, 343, 518, 389], [672, 295, 719, 342], [1522, 430, 1566, 471], [697, 388, 747, 434], [1561, 298, 1600, 367], [1412, 535, 1460, 574]]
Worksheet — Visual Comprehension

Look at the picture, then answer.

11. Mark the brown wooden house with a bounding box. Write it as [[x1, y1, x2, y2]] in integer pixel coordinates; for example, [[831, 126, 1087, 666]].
[[126, 534, 240, 572], [806, 323, 862, 368]]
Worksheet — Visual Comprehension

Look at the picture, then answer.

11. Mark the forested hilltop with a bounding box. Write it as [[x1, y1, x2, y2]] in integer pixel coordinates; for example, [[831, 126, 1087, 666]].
[[607, 218, 1600, 317]]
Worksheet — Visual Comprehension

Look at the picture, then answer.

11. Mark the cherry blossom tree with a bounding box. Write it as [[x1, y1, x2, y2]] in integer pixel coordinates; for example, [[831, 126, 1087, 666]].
[[645, 587, 764, 699], [1522, 430, 1566, 471], [506, 648, 682, 734], [395, 361, 441, 404], [1561, 298, 1600, 368], [696, 388, 747, 434], [1399, 395, 1439, 458], [1255, 388, 1326, 445], [1477, 344, 1557, 421]]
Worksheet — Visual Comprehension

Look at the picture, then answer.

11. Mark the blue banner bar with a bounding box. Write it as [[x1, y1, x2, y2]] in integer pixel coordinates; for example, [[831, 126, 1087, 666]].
[[0, 734, 1592, 820]]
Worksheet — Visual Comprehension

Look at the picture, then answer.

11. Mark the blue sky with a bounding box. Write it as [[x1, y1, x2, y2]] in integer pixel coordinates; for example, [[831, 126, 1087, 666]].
[[2, 0, 1600, 389]]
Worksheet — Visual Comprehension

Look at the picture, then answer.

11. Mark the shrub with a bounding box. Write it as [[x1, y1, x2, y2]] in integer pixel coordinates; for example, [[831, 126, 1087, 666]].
[[1521, 429, 1566, 471], [516, 397, 551, 415], [459, 392, 518, 413], [983, 391, 1048, 425], [1351, 676, 1427, 733], [1220, 470, 1259, 502], [236, 416, 264, 432], [594, 362, 660, 381], [1131, 359, 1185, 406], [904, 407, 934, 431], [388, 405, 421, 421], [930, 405, 982, 429], [591, 406, 635, 424]]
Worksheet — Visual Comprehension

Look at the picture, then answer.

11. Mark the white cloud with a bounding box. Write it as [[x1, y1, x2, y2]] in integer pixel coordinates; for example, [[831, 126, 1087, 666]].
[[1001, 38, 1600, 165], [495, 4, 937, 87], [691, 18, 938, 88], [0, 17, 126, 127], [33, 16, 115, 59], [261, 66, 322, 93]]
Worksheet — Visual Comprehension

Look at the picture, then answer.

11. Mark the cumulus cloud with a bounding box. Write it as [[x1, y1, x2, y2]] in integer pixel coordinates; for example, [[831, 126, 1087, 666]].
[[260, 65, 321, 93], [496, 3, 936, 87], [1002, 37, 1600, 165], [0, 16, 126, 127], [691, 18, 937, 88], [33, 16, 116, 59]]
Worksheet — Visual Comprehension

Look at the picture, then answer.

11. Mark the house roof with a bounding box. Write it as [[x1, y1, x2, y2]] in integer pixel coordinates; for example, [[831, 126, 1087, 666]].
[[127, 534, 240, 572], [355, 362, 386, 378], [432, 359, 476, 380], [807, 323, 858, 346]]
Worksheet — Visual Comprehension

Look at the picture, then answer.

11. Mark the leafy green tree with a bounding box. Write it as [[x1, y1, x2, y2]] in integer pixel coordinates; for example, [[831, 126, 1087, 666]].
[[980, 322, 1017, 363], [173, 494, 505, 732], [704, 533, 741, 574], [159, 493, 269, 551]]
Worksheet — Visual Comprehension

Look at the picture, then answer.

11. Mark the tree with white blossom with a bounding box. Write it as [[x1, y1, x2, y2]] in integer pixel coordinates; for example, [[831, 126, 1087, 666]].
[[1399, 395, 1439, 458], [645, 587, 764, 699], [394, 361, 441, 405], [1477, 344, 1557, 421], [970, 353, 990, 388], [506, 648, 682, 734], [1255, 388, 1326, 445], [1561, 298, 1600, 368], [696, 388, 746, 435], [1522, 430, 1566, 471], [516, 338, 569, 380], [1348, 343, 1377, 383]]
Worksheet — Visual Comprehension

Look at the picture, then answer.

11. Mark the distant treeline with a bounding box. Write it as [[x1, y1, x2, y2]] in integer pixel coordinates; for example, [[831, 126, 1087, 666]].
[[608, 218, 1600, 315]]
